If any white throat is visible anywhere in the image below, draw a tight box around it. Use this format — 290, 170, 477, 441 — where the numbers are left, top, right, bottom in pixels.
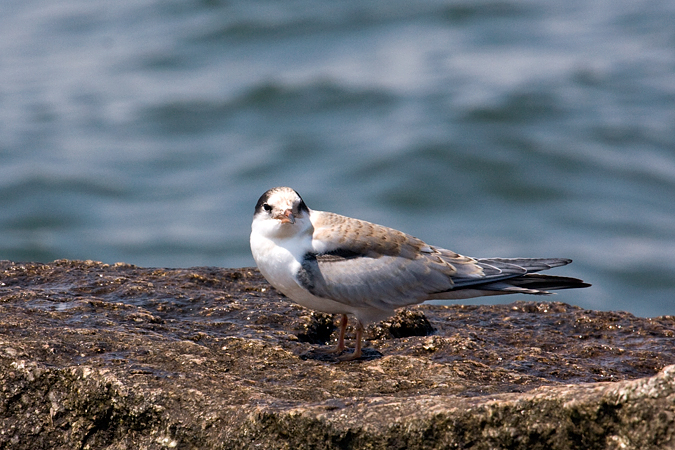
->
250, 213, 314, 290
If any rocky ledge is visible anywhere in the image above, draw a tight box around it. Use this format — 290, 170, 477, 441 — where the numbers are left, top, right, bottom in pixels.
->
1, 260, 674, 449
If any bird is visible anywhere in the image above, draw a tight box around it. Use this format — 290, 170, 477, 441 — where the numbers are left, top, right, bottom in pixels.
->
250, 186, 590, 361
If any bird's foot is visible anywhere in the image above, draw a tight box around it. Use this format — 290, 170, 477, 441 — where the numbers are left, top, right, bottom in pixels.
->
308, 345, 343, 355
337, 347, 383, 362
337, 349, 362, 361
300, 346, 381, 362
299, 345, 345, 361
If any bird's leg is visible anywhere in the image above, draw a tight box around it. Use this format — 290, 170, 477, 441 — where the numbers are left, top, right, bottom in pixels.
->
338, 320, 363, 361
308, 314, 348, 356
336, 314, 348, 354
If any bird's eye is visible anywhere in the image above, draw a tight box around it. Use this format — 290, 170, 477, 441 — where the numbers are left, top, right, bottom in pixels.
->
263, 203, 272, 212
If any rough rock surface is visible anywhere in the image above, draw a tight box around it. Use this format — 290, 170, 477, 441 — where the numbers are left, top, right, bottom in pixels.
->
1, 260, 674, 449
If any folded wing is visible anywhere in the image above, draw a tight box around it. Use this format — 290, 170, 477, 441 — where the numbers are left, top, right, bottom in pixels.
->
300, 212, 589, 311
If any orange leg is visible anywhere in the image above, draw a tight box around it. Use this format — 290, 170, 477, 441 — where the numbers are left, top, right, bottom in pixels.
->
338, 321, 363, 361
336, 314, 348, 353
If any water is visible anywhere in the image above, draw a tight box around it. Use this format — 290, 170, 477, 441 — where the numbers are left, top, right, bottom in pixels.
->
1, 0, 674, 317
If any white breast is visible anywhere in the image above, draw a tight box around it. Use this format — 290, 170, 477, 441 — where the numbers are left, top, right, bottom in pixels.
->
250, 230, 304, 296
250, 228, 356, 316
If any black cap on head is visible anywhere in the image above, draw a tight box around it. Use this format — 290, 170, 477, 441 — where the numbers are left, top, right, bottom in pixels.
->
254, 187, 309, 216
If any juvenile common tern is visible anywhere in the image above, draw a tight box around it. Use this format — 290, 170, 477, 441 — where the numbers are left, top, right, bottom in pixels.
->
250, 187, 590, 360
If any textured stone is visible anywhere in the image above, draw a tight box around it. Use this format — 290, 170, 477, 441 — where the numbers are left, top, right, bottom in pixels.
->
0, 260, 674, 449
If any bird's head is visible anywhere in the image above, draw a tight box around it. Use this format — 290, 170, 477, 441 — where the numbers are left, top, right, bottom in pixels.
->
252, 187, 311, 238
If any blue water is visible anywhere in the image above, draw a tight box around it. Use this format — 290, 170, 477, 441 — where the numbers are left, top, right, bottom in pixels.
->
1, 0, 674, 317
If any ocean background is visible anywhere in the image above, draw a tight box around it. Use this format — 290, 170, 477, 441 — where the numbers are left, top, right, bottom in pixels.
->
1, 0, 674, 317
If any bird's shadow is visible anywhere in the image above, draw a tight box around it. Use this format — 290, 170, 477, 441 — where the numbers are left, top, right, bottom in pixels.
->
299, 347, 382, 362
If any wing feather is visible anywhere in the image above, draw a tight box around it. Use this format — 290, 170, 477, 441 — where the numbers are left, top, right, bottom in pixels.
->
300, 211, 581, 309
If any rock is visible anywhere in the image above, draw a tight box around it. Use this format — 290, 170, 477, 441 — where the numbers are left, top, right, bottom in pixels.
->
0, 259, 674, 449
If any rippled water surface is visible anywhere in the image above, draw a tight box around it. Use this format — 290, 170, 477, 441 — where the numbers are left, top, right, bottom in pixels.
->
1, 0, 674, 316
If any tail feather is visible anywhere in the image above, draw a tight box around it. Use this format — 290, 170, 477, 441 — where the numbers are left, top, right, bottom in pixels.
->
481, 273, 591, 295
426, 256, 590, 299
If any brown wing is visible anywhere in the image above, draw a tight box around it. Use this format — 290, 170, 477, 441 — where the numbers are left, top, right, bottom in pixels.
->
302, 212, 483, 310
300, 211, 586, 310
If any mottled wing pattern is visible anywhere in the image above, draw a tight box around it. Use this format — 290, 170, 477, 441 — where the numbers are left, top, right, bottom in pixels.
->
301, 212, 483, 309
299, 211, 582, 309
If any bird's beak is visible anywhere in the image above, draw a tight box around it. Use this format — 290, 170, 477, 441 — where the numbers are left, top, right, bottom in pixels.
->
275, 209, 295, 224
